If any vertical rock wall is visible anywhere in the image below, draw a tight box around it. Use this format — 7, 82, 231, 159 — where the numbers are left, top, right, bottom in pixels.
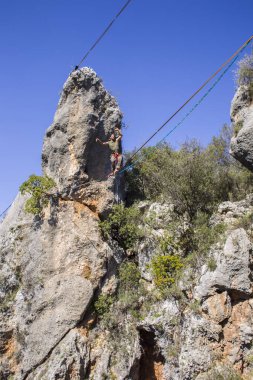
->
0, 68, 124, 380
230, 84, 253, 171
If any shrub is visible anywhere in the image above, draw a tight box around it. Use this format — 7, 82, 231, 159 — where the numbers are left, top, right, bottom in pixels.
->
245, 354, 253, 365
125, 125, 253, 219
119, 262, 141, 292
94, 293, 115, 316
234, 212, 253, 231
99, 204, 142, 250
249, 82, 253, 101
117, 262, 144, 317
0, 286, 19, 312
207, 257, 217, 272
236, 53, 253, 86
191, 212, 225, 256
150, 254, 183, 291
188, 299, 201, 314
20, 175, 55, 215
159, 233, 179, 255
95, 262, 144, 323
233, 121, 243, 136
203, 365, 243, 380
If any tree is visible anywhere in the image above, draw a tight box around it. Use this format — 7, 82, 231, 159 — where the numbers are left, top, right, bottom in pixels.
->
19, 175, 55, 215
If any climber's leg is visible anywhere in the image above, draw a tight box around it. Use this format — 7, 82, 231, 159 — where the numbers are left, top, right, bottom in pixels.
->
114, 154, 122, 174
109, 154, 116, 176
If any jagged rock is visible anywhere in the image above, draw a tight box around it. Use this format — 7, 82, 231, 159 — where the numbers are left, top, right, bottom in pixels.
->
179, 314, 221, 379
137, 202, 176, 281
42, 67, 123, 216
0, 68, 124, 379
2, 67, 253, 380
211, 194, 253, 226
202, 291, 232, 323
195, 228, 252, 300
230, 84, 253, 171
25, 329, 90, 380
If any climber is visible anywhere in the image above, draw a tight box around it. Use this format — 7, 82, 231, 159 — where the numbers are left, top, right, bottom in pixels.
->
96, 127, 123, 176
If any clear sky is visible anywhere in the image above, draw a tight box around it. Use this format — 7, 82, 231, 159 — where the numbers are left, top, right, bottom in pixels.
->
0, 0, 252, 211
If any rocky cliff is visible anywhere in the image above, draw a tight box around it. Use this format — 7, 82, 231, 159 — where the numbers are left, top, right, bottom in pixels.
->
0, 68, 125, 380
230, 82, 253, 170
1, 68, 253, 380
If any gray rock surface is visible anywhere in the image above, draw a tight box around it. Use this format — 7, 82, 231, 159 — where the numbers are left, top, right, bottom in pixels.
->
211, 194, 253, 226
0, 68, 124, 380
195, 228, 252, 299
230, 84, 253, 171
2, 69, 253, 380
42, 67, 123, 216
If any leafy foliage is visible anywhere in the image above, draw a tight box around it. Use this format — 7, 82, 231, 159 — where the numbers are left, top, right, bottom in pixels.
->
205, 366, 243, 380
235, 212, 253, 229
99, 204, 142, 250
207, 257, 217, 271
150, 254, 183, 290
236, 53, 253, 87
117, 261, 144, 317
159, 233, 179, 255
191, 213, 225, 256
94, 294, 115, 316
95, 261, 148, 326
20, 175, 55, 215
118, 261, 141, 292
233, 121, 244, 137
125, 125, 253, 220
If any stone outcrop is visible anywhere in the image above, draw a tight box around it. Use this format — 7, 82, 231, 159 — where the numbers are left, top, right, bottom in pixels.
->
230, 84, 253, 171
0, 68, 124, 380
42, 67, 123, 216
2, 69, 253, 380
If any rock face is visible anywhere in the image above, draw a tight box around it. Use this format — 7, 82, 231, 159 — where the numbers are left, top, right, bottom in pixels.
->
42, 68, 123, 216
230, 84, 253, 171
2, 69, 253, 380
0, 68, 124, 380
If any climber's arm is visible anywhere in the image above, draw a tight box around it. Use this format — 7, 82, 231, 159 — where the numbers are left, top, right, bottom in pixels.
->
96, 138, 109, 145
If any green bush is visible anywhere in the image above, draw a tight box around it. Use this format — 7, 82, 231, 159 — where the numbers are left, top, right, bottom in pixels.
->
207, 257, 217, 272
95, 262, 146, 327
188, 299, 201, 314
119, 262, 141, 292
159, 233, 179, 255
234, 212, 253, 231
204, 366, 243, 380
236, 53, 253, 87
20, 175, 55, 215
150, 254, 183, 291
99, 204, 142, 250
117, 262, 144, 317
191, 213, 225, 256
125, 125, 253, 220
94, 293, 115, 316
233, 121, 243, 137
249, 82, 253, 101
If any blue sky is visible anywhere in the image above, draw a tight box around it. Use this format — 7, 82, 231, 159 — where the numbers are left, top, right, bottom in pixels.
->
0, 0, 252, 211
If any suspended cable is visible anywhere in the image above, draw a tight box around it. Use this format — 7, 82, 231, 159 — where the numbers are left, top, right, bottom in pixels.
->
119, 53, 240, 174
75, 0, 133, 69
121, 35, 253, 172
0, 203, 12, 220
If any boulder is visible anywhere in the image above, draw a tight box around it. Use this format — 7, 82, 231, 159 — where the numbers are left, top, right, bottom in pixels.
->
230, 84, 253, 171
